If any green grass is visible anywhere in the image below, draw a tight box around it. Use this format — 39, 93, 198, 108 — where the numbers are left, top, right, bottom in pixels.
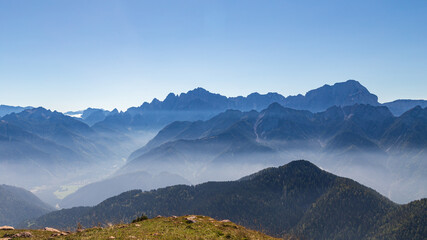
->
1, 215, 283, 240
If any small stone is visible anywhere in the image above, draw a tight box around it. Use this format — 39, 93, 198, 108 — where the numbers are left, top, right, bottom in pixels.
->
220, 219, 231, 223
185, 215, 197, 223
108, 236, 115, 239
155, 215, 162, 218
44, 227, 61, 233
134, 224, 141, 227
0, 226, 14, 230
11, 232, 33, 238
185, 219, 196, 223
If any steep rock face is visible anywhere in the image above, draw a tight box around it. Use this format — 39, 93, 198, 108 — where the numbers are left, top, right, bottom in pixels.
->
0, 184, 53, 226
284, 80, 379, 112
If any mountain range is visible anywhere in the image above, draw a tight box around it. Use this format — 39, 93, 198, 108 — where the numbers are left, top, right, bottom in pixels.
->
110, 103, 426, 203
1, 79, 426, 239
0, 105, 32, 117
1, 79, 425, 207
0, 107, 143, 205
23, 160, 426, 240
89, 80, 426, 132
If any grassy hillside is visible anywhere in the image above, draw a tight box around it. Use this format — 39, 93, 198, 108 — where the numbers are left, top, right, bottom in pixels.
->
4, 215, 284, 240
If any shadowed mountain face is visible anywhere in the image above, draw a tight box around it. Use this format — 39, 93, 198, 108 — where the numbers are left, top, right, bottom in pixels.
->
24, 160, 426, 240
94, 80, 382, 132
121, 104, 426, 203
0, 184, 53, 226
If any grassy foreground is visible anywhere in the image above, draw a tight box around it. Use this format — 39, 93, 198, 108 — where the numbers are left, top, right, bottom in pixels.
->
1, 215, 284, 240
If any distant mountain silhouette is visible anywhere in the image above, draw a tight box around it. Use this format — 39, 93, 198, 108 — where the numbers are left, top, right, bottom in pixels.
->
383, 99, 427, 116
94, 80, 382, 132
24, 160, 426, 240
65, 108, 118, 126
284, 80, 379, 112
0, 105, 32, 117
130, 80, 379, 113
0, 184, 53, 226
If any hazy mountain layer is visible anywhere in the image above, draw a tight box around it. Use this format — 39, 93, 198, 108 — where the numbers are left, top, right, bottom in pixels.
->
0, 105, 32, 117
24, 161, 426, 240
383, 99, 427, 116
0, 184, 53, 226
0, 107, 153, 206
121, 103, 426, 203
59, 171, 190, 208
1, 79, 425, 207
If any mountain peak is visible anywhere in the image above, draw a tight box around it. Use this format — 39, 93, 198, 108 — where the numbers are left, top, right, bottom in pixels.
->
299, 80, 379, 112
284, 159, 317, 168
265, 102, 286, 111
344, 79, 361, 85
185, 87, 211, 96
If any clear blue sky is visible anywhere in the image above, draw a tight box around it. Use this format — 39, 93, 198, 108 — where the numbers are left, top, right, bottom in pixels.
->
1, 0, 426, 112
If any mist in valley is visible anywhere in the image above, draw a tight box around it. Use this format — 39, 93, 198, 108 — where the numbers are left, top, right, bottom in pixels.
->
2, 105, 426, 210
0, 129, 157, 207
115, 148, 426, 205
1, 82, 426, 213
